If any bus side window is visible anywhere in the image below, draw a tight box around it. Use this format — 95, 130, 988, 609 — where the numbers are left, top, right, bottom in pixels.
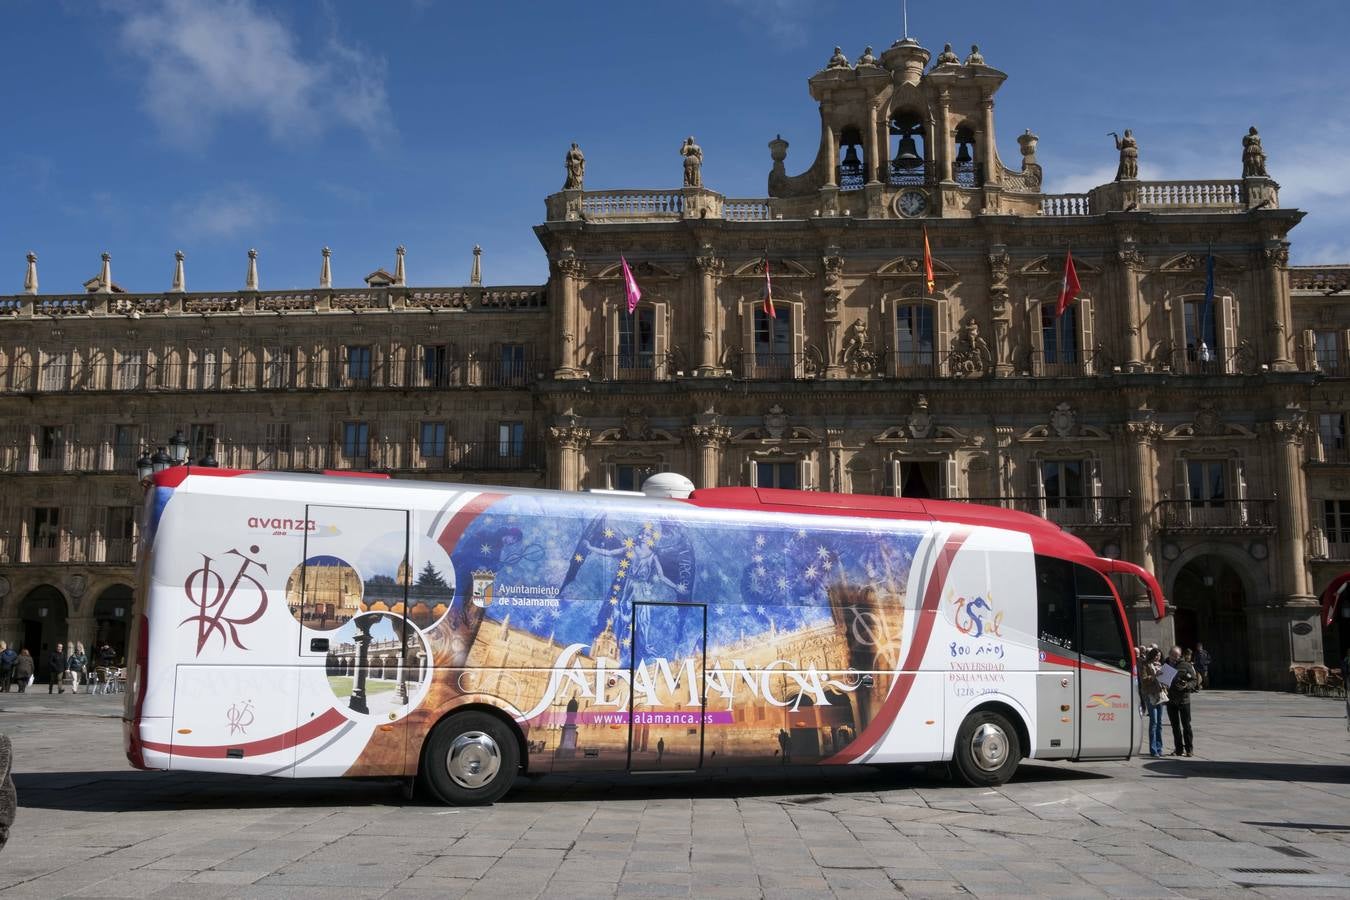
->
1034, 555, 1076, 651
1075, 565, 1129, 670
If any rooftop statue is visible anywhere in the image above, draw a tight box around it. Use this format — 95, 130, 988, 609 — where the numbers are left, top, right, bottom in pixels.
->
564, 142, 586, 190
681, 136, 703, 189
827, 46, 850, 69
935, 43, 961, 66
964, 44, 985, 65
1111, 129, 1138, 181
857, 46, 876, 67
1242, 126, 1269, 178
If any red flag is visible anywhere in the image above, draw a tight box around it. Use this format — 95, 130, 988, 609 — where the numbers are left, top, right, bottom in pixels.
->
1056, 249, 1081, 317
619, 255, 642, 314
762, 252, 775, 318
922, 227, 935, 293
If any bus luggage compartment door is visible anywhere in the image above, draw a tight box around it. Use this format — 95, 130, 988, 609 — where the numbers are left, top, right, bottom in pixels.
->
628, 602, 707, 772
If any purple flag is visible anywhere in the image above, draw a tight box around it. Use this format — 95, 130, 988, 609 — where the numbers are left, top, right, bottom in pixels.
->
620, 255, 642, 314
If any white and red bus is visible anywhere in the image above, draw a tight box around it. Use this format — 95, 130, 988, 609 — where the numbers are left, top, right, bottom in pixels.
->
124, 468, 1165, 803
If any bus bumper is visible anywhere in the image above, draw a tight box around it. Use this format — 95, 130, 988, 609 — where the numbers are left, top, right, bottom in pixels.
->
124, 716, 170, 771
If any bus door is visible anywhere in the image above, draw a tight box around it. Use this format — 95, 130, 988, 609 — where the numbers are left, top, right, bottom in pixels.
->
1075, 565, 1135, 758
628, 601, 707, 772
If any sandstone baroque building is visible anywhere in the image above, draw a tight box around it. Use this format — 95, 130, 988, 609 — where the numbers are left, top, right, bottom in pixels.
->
1, 37, 1347, 690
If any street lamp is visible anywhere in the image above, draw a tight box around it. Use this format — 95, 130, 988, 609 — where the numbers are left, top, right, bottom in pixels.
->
168, 429, 189, 465
150, 447, 171, 475
135, 449, 153, 483
198, 437, 219, 468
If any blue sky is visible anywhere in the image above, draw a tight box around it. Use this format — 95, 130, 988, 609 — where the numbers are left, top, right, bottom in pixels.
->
3, 0, 1349, 294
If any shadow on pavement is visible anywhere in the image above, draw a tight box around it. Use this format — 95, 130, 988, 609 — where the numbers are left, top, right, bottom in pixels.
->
1142, 759, 1350, 784
13, 759, 1108, 811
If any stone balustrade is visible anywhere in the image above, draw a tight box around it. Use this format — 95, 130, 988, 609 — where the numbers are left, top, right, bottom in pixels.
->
1041, 193, 1093, 216
1133, 179, 1245, 210
580, 190, 685, 219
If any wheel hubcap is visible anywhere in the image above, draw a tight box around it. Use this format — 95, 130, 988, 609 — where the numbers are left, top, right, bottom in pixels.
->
446, 731, 501, 789
970, 722, 1008, 772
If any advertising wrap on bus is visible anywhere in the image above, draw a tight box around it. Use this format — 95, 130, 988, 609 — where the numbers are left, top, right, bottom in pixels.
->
125, 470, 1149, 803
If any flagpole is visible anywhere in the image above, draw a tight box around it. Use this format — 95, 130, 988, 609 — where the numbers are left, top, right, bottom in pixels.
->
902, 0, 909, 39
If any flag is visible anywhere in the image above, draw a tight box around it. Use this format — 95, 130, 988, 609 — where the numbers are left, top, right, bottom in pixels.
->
620, 255, 642, 314
1056, 249, 1081, 317
762, 250, 775, 318
1198, 251, 1215, 363
922, 227, 935, 293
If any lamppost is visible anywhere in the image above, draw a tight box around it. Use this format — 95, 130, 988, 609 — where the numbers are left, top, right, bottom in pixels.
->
135, 431, 218, 485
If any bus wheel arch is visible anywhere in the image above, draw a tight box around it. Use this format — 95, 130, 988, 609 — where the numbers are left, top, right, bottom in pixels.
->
952, 702, 1027, 787
418, 704, 527, 805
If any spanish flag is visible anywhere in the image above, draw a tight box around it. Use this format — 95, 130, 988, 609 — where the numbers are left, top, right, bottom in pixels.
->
922, 227, 935, 293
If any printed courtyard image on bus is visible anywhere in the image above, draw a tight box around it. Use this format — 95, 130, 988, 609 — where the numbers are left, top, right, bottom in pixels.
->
122, 467, 1164, 804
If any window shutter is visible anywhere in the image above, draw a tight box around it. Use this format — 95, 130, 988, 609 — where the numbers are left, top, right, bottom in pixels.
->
744, 455, 757, 487
800, 456, 814, 491
1220, 295, 1239, 373
1341, 329, 1350, 373
887, 459, 901, 497
606, 300, 619, 380
653, 302, 668, 378
1302, 329, 1318, 370
791, 300, 806, 378
604, 462, 617, 490
1173, 456, 1190, 525
1227, 456, 1247, 526
943, 455, 960, 499
1030, 457, 1046, 516
1168, 295, 1187, 372
934, 296, 951, 375
1078, 297, 1095, 374
740, 299, 756, 376
1029, 302, 1046, 376
1088, 457, 1103, 523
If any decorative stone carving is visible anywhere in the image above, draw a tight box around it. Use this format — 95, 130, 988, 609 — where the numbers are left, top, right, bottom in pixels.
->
1242, 126, 1268, 178
841, 317, 879, 376
964, 44, 985, 65
1264, 245, 1290, 266
689, 423, 731, 446
907, 395, 934, 439
563, 142, 585, 190
857, 46, 876, 67
1016, 130, 1042, 189
1193, 402, 1223, 436
1111, 129, 1138, 181
548, 423, 591, 450
680, 136, 703, 189
621, 409, 653, 442
694, 254, 723, 275
764, 404, 788, 439
949, 316, 993, 377
826, 46, 850, 69
934, 42, 960, 66
1050, 402, 1077, 438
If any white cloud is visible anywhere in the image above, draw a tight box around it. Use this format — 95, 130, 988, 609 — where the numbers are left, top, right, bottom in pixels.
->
173, 184, 275, 238
112, 0, 391, 148
724, 0, 820, 47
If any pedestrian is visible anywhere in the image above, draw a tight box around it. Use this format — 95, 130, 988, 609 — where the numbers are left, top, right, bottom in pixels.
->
98, 643, 116, 668
0, 732, 14, 853
1164, 645, 1198, 757
1194, 643, 1212, 690
47, 643, 65, 695
656, 736, 665, 765
1138, 647, 1167, 757
0, 642, 14, 693
15, 650, 34, 692
777, 728, 792, 764
68, 643, 88, 695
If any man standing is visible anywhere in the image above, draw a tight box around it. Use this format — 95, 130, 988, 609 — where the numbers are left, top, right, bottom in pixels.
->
47, 643, 65, 695
1194, 643, 1212, 690
0, 642, 14, 693
656, 736, 665, 766
1165, 646, 1198, 756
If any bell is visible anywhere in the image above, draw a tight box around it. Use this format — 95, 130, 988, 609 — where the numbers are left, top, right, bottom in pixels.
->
842, 143, 861, 166
893, 134, 922, 169
955, 140, 972, 165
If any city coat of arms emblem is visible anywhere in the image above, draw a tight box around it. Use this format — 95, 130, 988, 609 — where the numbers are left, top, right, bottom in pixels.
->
470, 569, 496, 608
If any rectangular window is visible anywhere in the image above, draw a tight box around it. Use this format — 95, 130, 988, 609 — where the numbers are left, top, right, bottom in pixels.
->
1316, 331, 1341, 373
614, 463, 658, 492
1042, 459, 1086, 509
346, 345, 372, 384
116, 350, 144, 390
1040, 304, 1078, 366
105, 506, 137, 564
1184, 300, 1219, 366
196, 349, 219, 390
497, 422, 525, 459
113, 424, 138, 468
39, 426, 63, 460
1324, 500, 1350, 548
420, 421, 447, 458
39, 351, 69, 391
500, 344, 526, 385
755, 461, 798, 490
31, 507, 60, 549
619, 309, 656, 369
189, 423, 215, 462
1187, 459, 1226, 507
343, 422, 369, 459
263, 422, 290, 469
263, 346, 294, 389
422, 344, 449, 387
896, 304, 935, 372
1035, 555, 1076, 651
1320, 413, 1347, 452
754, 306, 792, 376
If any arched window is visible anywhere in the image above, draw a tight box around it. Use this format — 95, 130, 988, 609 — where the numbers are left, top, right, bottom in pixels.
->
953, 125, 980, 186
754, 304, 792, 378
837, 126, 866, 192
895, 303, 935, 375
889, 111, 927, 185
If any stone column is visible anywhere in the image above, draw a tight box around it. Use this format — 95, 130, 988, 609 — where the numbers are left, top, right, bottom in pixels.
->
547, 423, 590, 491
1264, 243, 1295, 371
936, 90, 953, 183
694, 254, 723, 377
1272, 417, 1313, 602
864, 104, 880, 184
822, 119, 837, 187
1117, 244, 1145, 371
67, 616, 97, 656
688, 424, 731, 490
1124, 419, 1163, 646
552, 257, 585, 379
822, 254, 845, 377
979, 95, 996, 183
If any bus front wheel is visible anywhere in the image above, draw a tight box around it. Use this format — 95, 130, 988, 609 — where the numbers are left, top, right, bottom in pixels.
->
952, 710, 1021, 787
422, 711, 519, 805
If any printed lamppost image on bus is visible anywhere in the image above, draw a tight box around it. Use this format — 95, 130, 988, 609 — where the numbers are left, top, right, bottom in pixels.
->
123, 467, 1165, 805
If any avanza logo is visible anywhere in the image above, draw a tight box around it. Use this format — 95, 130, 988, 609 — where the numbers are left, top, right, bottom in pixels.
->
247, 515, 316, 535
181, 545, 269, 655
1086, 693, 1126, 709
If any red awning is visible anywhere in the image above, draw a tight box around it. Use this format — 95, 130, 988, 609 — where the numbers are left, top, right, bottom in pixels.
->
1319, 573, 1350, 628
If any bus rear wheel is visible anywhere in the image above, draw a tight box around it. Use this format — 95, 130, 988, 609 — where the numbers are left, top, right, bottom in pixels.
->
421, 711, 519, 805
952, 710, 1021, 787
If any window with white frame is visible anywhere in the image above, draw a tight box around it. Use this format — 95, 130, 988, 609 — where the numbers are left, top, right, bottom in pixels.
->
755, 460, 798, 490
613, 463, 659, 492
1315, 331, 1341, 373
420, 421, 447, 459
753, 305, 792, 375
1039, 304, 1079, 366
895, 303, 936, 374
1187, 459, 1226, 507
618, 308, 657, 370
1042, 459, 1087, 509
1323, 500, 1350, 552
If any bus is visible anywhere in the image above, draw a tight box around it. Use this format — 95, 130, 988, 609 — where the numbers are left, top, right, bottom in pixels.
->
124, 467, 1165, 804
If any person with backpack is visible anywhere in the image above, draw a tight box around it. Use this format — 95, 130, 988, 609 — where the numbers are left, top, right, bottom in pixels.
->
14, 650, 34, 692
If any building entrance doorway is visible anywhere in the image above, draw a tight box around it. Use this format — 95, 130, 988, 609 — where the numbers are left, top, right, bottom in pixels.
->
19, 585, 68, 679
93, 584, 133, 665
1171, 555, 1249, 688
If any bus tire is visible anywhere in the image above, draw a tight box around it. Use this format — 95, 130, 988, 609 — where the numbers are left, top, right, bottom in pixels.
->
421, 711, 519, 806
952, 710, 1021, 787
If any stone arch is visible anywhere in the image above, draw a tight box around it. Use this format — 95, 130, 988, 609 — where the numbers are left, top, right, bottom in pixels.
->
1163, 540, 1268, 606
18, 584, 69, 677
1162, 541, 1267, 688
92, 583, 134, 664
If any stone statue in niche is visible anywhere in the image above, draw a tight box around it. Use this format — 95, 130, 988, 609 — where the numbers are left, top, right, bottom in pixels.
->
842, 317, 880, 376
949, 316, 993, 377
563, 143, 586, 190
1111, 129, 1138, 181
907, 395, 934, 439
1242, 126, 1268, 178
680, 136, 703, 188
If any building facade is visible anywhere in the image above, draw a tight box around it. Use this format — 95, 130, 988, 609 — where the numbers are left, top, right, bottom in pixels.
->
1, 37, 1346, 688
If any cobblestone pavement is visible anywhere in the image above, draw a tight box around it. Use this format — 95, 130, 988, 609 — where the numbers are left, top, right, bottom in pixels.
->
0, 690, 1347, 899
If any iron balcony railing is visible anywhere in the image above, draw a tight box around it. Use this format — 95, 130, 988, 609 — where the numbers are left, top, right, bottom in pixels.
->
736, 352, 814, 380
1026, 349, 1115, 377
888, 160, 934, 187
1165, 346, 1257, 376
1155, 499, 1276, 532
10, 534, 139, 566
588, 353, 674, 382
962, 496, 1132, 527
